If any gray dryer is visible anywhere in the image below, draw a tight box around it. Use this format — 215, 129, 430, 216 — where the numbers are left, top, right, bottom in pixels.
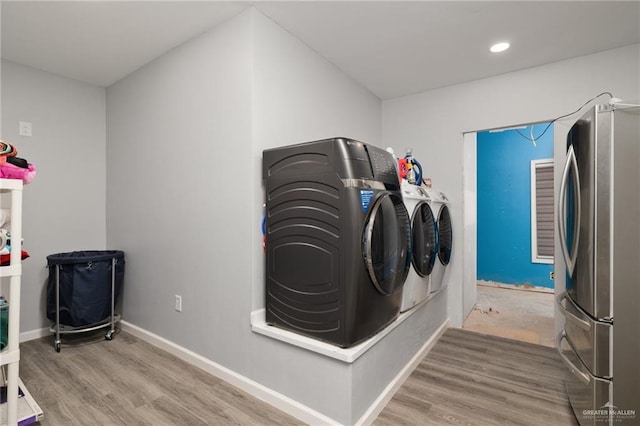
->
263, 137, 411, 347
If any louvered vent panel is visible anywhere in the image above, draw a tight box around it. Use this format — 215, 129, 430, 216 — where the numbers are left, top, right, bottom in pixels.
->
536, 166, 554, 257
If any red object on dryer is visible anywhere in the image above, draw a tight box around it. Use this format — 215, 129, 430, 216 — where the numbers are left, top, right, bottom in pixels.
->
397, 158, 409, 179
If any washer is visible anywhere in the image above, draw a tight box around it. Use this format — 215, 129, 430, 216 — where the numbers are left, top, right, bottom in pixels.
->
425, 187, 452, 295
262, 137, 411, 348
399, 181, 438, 312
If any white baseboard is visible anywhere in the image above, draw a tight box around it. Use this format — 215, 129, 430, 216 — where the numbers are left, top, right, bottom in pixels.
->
20, 327, 50, 343
355, 318, 450, 426
120, 321, 340, 426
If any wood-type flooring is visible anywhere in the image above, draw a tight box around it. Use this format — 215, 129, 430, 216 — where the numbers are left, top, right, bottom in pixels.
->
17, 328, 577, 425
18, 330, 301, 425
375, 328, 578, 426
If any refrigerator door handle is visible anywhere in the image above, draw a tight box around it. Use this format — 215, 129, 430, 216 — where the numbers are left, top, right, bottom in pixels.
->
556, 291, 591, 331
556, 331, 591, 386
557, 144, 581, 277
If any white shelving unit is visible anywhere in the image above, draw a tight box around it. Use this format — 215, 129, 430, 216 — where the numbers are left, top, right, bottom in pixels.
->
0, 178, 42, 426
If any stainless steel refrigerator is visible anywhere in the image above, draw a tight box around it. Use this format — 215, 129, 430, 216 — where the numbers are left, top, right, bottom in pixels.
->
556, 104, 640, 425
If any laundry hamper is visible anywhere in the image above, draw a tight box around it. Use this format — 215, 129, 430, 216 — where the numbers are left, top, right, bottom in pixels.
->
46, 250, 125, 352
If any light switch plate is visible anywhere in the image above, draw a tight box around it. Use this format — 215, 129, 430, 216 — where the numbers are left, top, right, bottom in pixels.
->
19, 121, 32, 137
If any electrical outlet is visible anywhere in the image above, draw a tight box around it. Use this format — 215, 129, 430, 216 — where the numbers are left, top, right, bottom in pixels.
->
19, 121, 32, 137
175, 295, 182, 312
550, 271, 555, 280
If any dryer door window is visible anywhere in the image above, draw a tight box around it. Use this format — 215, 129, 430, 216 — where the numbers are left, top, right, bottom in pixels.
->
438, 205, 452, 265
363, 193, 412, 295
412, 202, 438, 276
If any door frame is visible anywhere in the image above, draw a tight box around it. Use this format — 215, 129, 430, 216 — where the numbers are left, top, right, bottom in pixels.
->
462, 131, 477, 320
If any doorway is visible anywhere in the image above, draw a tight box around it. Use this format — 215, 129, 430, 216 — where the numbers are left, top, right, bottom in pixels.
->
463, 123, 555, 347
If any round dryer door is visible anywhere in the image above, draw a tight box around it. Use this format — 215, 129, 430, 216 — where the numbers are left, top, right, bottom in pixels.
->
363, 193, 412, 295
412, 202, 438, 276
438, 205, 452, 265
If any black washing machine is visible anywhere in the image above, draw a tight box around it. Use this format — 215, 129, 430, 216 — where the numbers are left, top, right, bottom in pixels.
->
263, 137, 411, 347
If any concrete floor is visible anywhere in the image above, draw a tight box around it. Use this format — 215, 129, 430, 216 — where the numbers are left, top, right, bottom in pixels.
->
463, 284, 555, 347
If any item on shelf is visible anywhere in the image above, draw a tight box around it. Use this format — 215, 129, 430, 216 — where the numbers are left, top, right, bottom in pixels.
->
1, 297, 7, 351
0, 250, 30, 266
0, 139, 37, 184
0, 384, 24, 404
6, 157, 28, 169
0, 140, 18, 165
0, 378, 43, 425
1, 231, 25, 256
0, 161, 37, 184
0, 209, 9, 228
0, 230, 6, 252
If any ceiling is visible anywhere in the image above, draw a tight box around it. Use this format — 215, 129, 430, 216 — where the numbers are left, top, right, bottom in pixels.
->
2, 1, 639, 100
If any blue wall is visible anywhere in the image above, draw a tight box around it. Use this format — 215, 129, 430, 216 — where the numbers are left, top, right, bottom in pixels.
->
477, 124, 554, 288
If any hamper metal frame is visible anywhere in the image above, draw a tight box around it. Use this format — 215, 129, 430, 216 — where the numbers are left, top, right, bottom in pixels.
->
49, 257, 121, 352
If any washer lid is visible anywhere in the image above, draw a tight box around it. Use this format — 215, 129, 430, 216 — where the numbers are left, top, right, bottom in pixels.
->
423, 186, 447, 203
401, 181, 431, 200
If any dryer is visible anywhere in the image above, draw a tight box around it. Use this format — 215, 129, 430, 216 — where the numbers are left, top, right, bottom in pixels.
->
263, 138, 411, 348
399, 181, 438, 312
425, 187, 452, 295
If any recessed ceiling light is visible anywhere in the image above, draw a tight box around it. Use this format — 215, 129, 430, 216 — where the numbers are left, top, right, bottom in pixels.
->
490, 42, 510, 53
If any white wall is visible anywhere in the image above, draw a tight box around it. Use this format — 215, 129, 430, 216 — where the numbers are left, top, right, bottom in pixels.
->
248, 9, 381, 423
105, 8, 411, 424
14, 8, 633, 424
382, 44, 640, 327
1, 60, 107, 332
106, 8, 254, 370
249, 10, 450, 424
250, 8, 382, 311
105, 7, 449, 424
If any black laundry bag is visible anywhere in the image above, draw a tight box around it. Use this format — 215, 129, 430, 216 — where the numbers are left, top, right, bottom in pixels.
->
46, 250, 125, 327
